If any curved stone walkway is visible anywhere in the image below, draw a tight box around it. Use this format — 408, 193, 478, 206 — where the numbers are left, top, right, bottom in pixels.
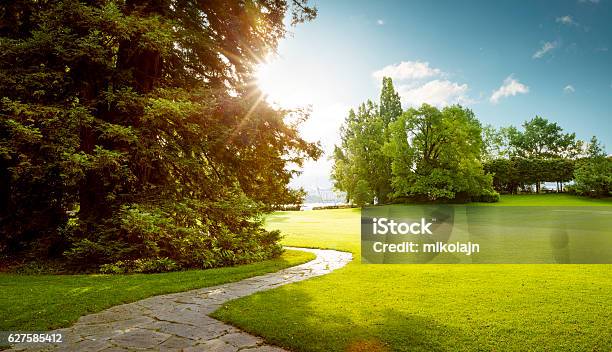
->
9, 247, 352, 352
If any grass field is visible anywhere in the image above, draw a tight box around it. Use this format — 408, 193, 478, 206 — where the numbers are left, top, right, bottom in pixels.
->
361, 202, 612, 264
212, 194, 612, 351
0, 250, 314, 331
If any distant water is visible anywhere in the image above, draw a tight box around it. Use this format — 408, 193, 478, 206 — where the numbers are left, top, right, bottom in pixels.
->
301, 202, 348, 210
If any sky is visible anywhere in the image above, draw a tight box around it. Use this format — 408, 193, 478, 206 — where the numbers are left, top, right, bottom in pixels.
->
254, 0, 612, 190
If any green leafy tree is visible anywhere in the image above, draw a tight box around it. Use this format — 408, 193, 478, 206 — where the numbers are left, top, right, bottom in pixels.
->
332, 77, 402, 205
507, 116, 578, 158
385, 104, 495, 201
0, 0, 320, 270
332, 102, 383, 206
506, 116, 579, 192
482, 125, 511, 161
379, 77, 402, 127
483, 158, 518, 193
376, 77, 402, 201
573, 136, 611, 197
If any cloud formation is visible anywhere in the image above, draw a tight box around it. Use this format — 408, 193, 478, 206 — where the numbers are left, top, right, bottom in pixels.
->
373, 61, 471, 108
578, 0, 599, 3
490, 75, 529, 104
556, 15, 577, 26
372, 61, 442, 81
376, 19, 385, 25
398, 80, 470, 107
533, 41, 558, 59
564, 85, 575, 93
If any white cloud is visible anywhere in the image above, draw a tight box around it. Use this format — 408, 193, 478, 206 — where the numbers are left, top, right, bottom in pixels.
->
376, 19, 385, 25
372, 61, 442, 81
490, 75, 529, 104
373, 61, 472, 108
398, 80, 470, 108
564, 85, 576, 93
556, 15, 577, 26
533, 41, 558, 59
579, 0, 599, 3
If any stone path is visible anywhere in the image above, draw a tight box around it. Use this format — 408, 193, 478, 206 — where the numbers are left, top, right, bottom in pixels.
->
9, 247, 352, 352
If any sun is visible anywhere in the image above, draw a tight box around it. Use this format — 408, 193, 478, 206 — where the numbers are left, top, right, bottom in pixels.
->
254, 59, 305, 109
254, 62, 286, 107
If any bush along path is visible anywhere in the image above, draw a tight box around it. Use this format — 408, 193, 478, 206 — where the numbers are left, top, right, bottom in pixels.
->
8, 247, 352, 352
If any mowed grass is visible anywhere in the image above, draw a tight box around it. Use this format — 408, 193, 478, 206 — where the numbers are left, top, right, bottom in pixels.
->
0, 250, 315, 331
475, 193, 612, 206
212, 195, 612, 351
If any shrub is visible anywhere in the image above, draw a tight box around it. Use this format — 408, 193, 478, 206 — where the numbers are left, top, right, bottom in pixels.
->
573, 159, 612, 197
564, 184, 577, 195
100, 257, 179, 274
472, 190, 500, 203
64, 201, 284, 272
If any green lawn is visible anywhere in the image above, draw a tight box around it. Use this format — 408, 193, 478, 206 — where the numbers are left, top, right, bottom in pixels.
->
0, 250, 314, 331
212, 194, 612, 351
474, 193, 612, 206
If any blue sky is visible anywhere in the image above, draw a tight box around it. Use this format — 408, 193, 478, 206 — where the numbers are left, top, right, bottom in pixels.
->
255, 0, 612, 189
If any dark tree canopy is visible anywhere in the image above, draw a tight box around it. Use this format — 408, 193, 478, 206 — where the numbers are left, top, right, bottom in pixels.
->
0, 0, 320, 271
484, 158, 575, 194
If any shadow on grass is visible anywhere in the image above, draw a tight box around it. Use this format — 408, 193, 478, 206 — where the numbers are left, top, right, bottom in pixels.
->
214, 288, 468, 352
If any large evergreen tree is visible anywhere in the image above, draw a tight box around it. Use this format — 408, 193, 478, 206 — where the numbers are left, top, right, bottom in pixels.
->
379, 77, 402, 127
377, 77, 402, 201
331, 77, 401, 205
0, 1, 320, 270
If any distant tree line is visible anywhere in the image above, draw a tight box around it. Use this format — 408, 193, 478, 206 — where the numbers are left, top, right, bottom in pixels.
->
333, 78, 611, 206
484, 158, 574, 194
482, 118, 610, 197
572, 138, 612, 197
